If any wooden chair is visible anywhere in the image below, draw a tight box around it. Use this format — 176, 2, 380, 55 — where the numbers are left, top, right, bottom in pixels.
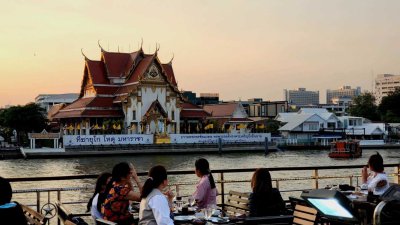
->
244, 215, 294, 225
96, 218, 118, 225
55, 200, 73, 224
292, 204, 318, 225
223, 190, 250, 216
21, 204, 48, 225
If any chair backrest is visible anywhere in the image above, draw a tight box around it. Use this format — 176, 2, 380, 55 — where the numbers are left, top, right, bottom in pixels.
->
21, 204, 48, 225
223, 190, 250, 215
292, 204, 318, 225
55, 200, 73, 223
96, 218, 118, 225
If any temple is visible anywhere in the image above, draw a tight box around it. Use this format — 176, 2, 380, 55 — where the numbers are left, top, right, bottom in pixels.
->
54, 42, 185, 135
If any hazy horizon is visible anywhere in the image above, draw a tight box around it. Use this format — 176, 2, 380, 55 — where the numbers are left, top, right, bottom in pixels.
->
1, 0, 400, 107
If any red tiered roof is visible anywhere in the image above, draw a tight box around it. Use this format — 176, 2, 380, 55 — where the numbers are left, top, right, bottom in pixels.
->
181, 102, 210, 118
54, 47, 180, 119
102, 51, 139, 78
86, 60, 109, 84
162, 63, 177, 86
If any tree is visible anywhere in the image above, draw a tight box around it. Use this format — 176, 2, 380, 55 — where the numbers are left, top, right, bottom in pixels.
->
379, 88, 400, 122
0, 103, 47, 145
348, 92, 380, 121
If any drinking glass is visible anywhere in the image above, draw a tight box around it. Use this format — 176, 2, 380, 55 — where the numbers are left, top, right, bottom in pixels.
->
205, 207, 213, 220
188, 196, 195, 207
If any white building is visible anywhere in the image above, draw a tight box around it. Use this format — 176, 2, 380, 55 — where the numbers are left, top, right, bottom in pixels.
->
284, 88, 319, 106
275, 108, 386, 144
326, 86, 361, 104
35, 94, 79, 112
374, 74, 400, 104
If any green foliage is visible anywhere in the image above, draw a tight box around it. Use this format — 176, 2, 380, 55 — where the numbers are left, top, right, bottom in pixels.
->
0, 103, 47, 145
348, 92, 380, 121
265, 119, 280, 134
378, 88, 400, 122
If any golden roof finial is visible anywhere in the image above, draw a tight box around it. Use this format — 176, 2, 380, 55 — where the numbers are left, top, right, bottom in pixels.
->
81, 48, 89, 60
98, 40, 105, 52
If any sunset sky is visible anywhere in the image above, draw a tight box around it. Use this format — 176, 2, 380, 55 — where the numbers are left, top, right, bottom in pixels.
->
1, 0, 400, 107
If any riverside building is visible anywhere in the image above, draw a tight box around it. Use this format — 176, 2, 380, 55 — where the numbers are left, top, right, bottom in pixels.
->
53, 43, 186, 135
284, 88, 319, 106
374, 74, 400, 104
326, 86, 361, 104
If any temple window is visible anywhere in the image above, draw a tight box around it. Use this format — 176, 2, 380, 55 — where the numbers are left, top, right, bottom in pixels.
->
171, 110, 175, 120
132, 110, 136, 121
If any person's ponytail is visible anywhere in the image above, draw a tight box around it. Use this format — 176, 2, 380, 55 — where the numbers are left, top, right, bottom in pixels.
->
141, 178, 155, 199
140, 165, 168, 199
208, 172, 216, 189
195, 158, 216, 189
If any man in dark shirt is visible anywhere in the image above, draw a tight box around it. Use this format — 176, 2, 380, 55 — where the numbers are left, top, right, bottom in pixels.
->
0, 176, 27, 225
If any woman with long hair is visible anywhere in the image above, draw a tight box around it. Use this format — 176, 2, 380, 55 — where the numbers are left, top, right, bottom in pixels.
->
87, 172, 112, 222
101, 162, 143, 225
192, 158, 217, 209
361, 152, 390, 195
138, 165, 174, 225
249, 168, 285, 216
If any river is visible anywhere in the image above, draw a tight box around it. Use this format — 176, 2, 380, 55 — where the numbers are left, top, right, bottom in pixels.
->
1, 148, 399, 220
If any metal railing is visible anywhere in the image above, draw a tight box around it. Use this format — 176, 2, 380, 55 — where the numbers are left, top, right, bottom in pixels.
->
8, 164, 400, 224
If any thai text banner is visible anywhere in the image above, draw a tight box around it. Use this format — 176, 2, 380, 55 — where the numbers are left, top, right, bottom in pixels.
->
63, 134, 154, 146
170, 133, 271, 144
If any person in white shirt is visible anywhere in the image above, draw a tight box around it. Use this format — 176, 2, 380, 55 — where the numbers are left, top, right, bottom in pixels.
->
139, 165, 174, 225
361, 152, 390, 195
86, 172, 112, 222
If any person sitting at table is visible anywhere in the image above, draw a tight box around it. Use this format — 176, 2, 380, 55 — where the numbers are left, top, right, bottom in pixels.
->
101, 162, 143, 225
248, 168, 285, 217
87, 172, 112, 222
0, 176, 27, 225
192, 158, 217, 209
361, 152, 390, 195
139, 165, 174, 225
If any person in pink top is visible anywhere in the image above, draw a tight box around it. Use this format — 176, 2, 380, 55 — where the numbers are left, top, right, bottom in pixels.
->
192, 158, 217, 209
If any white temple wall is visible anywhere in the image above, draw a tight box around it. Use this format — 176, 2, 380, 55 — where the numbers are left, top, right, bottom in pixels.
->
141, 86, 167, 115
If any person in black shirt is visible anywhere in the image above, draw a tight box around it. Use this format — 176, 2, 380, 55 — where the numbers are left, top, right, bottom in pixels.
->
248, 168, 285, 217
0, 176, 27, 225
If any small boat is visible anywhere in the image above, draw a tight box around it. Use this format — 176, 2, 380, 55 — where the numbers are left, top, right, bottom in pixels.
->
329, 140, 362, 159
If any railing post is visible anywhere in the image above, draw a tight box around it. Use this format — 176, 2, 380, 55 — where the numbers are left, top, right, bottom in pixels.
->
57, 190, 61, 225
313, 169, 319, 189
219, 172, 225, 207
395, 164, 400, 184
36, 191, 40, 212
349, 175, 353, 187
275, 180, 280, 189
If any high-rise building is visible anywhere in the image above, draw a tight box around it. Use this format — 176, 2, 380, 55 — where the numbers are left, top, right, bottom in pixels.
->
326, 86, 361, 104
374, 74, 400, 104
284, 88, 319, 106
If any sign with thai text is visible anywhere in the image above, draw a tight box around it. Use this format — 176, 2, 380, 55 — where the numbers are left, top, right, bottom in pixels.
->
63, 134, 154, 146
170, 133, 271, 144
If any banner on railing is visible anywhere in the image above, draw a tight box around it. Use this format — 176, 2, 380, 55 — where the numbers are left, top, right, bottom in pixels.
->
63, 134, 154, 146
170, 133, 271, 144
